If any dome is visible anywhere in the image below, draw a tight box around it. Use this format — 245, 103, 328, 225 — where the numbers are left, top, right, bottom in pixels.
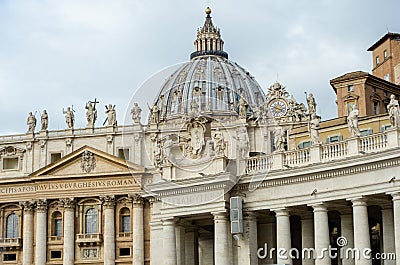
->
150, 8, 266, 122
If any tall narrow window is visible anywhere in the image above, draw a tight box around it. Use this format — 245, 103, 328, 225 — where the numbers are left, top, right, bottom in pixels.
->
85, 208, 98, 234
6, 213, 18, 238
373, 101, 379, 115
384, 50, 387, 60
120, 208, 131, 233
376, 56, 380, 66
53, 211, 63, 236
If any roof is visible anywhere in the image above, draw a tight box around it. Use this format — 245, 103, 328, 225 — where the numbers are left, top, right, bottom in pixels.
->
367, 32, 400, 51
330, 71, 369, 83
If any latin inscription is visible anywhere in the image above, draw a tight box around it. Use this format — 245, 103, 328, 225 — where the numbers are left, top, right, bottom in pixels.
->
0, 179, 134, 194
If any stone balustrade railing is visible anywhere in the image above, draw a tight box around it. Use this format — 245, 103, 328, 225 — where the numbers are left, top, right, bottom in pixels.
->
246, 128, 400, 173
0, 237, 22, 247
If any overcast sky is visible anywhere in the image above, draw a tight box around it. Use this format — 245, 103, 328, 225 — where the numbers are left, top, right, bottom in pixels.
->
0, 0, 399, 135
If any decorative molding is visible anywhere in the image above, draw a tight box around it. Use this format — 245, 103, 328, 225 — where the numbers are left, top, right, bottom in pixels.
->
19, 201, 35, 213
61, 198, 75, 210
0, 146, 26, 157
129, 193, 144, 205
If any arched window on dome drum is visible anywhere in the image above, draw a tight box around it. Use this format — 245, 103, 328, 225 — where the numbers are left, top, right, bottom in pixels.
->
52, 211, 62, 237
85, 208, 98, 234
120, 207, 131, 233
6, 213, 18, 238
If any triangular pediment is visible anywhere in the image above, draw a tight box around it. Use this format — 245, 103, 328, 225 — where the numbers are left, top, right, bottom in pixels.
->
30, 145, 145, 178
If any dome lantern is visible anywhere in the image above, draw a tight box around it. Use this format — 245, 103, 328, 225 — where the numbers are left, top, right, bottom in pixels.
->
190, 7, 228, 60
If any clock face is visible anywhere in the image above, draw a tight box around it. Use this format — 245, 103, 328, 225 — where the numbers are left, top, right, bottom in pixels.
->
269, 99, 287, 117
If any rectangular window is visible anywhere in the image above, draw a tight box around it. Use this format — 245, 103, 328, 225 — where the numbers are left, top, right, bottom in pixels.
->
298, 141, 311, 149
376, 55, 380, 66
326, 135, 342, 143
384, 49, 387, 60
3, 157, 19, 170
381, 125, 391, 132
360, 129, 373, 136
384, 73, 390, 81
372, 87, 376, 93
122, 216, 131, 233
373, 101, 379, 115
50, 153, 62, 163
119, 248, 131, 257
50, 251, 62, 259
348, 85, 354, 92
3, 254, 17, 261
118, 148, 130, 160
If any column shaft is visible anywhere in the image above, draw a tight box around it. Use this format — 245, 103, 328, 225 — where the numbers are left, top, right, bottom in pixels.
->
35, 200, 47, 265
132, 202, 144, 265
21, 203, 34, 265
237, 212, 258, 265
392, 193, 400, 265
313, 204, 330, 265
103, 197, 116, 265
62, 198, 75, 265
301, 216, 314, 265
341, 213, 355, 265
185, 229, 199, 265
214, 212, 230, 265
352, 198, 372, 265
275, 209, 292, 265
382, 207, 395, 265
163, 219, 177, 265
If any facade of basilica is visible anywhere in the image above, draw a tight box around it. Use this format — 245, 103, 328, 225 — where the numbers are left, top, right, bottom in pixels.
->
1, 7, 400, 265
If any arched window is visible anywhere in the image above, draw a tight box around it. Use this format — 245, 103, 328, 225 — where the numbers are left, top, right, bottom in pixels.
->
85, 208, 98, 234
6, 213, 18, 238
120, 208, 131, 233
52, 211, 62, 237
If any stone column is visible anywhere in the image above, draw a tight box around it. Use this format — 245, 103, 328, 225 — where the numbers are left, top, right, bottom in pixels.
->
275, 208, 292, 265
35, 199, 48, 265
102, 195, 116, 265
391, 193, 400, 265
163, 218, 178, 265
185, 225, 199, 265
61, 198, 75, 265
176, 221, 186, 265
132, 194, 144, 265
381, 205, 395, 265
213, 212, 231, 265
340, 211, 355, 265
237, 212, 258, 265
301, 213, 314, 265
20, 201, 35, 265
312, 204, 330, 265
351, 198, 372, 265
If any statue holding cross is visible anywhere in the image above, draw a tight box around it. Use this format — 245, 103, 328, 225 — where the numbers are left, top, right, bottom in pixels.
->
85, 98, 99, 128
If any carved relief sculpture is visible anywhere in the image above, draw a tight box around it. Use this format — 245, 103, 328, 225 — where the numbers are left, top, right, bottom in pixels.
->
213, 129, 226, 157
348, 104, 361, 137
387, 94, 400, 128
81, 150, 96, 173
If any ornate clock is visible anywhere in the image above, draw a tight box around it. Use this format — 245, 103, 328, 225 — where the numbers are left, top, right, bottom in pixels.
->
269, 99, 288, 117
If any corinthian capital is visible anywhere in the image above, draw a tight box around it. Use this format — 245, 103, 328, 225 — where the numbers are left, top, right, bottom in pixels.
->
19, 201, 35, 213
36, 199, 48, 212
100, 195, 115, 208
61, 198, 75, 209
129, 193, 144, 205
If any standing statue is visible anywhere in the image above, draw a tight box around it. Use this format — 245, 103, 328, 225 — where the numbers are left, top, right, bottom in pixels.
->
213, 129, 226, 157
190, 99, 200, 117
40, 110, 48, 131
273, 126, 286, 152
387, 94, 400, 128
238, 95, 248, 119
85, 99, 99, 128
63, 107, 75, 129
309, 114, 321, 144
235, 128, 250, 159
130, 103, 142, 124
27, 112, 37, 133
188, 122, 205, 156
105, 104, 117, 127
153, 142, 163, 168
347, 104, 361, 137
307, 93, 317, 115
149, 104, 160, 124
